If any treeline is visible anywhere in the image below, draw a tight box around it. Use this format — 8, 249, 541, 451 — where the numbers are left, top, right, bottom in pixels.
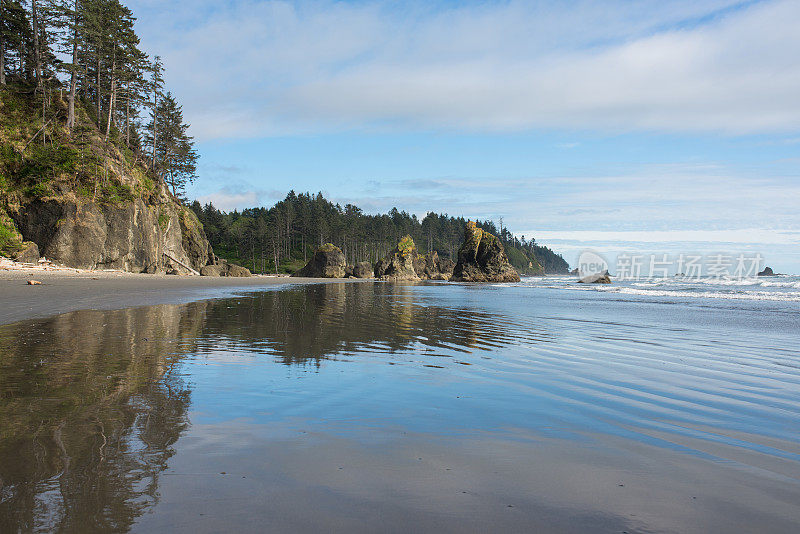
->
190, 192, 570, 275
0, 0, 196, 197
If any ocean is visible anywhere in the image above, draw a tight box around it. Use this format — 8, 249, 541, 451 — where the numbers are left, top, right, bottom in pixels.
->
1, 278, 799, 532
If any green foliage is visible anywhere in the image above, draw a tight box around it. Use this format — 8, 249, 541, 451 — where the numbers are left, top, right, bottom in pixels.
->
397, 235, 416, 257
158, 211, 170, 231
18, 145, 79, 183
191, 192, 570, 275
0, 209, 23, 257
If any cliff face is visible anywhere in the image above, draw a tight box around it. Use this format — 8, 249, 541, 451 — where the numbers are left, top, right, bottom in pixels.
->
8, 195, 211, 272
0, 87, 214, 273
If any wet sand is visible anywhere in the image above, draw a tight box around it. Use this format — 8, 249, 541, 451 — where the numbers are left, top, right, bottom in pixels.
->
2, 281, 799, 532
0, 269, 333, 325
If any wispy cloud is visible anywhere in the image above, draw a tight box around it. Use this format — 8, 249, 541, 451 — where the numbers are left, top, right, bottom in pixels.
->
129, 0, 800, 140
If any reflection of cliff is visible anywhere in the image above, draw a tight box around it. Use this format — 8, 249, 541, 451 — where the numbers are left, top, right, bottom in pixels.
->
0, 303, 205, 532
201, 283, 518, 365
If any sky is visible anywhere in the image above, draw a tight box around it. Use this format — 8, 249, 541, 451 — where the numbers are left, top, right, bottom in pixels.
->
126, 0, 800, 273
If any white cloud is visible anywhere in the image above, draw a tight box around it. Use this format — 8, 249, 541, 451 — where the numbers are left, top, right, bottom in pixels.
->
128, 0, 800, 140
196, 189, 261, 212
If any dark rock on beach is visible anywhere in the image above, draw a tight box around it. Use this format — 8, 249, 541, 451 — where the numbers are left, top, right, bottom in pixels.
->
758, 266, 775, 276
451, 221, 520, 283
352, 261, 374, 279
292, 243, 347, 278
12, 242, 40, 264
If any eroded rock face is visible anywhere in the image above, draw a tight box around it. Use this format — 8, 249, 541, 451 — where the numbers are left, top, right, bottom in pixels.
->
292, 243, 346, 278
375, 236, 420, 281
414, 250, 454, 281
451, 222, 520, 283
10, 198, 211, 273
352, 261, 374, 279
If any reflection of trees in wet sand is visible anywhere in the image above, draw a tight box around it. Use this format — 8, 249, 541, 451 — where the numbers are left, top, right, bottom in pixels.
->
0, 303, 205, 532
202, 282, 527, 365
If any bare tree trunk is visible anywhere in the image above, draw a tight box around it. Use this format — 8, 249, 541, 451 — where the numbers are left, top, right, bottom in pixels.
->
96, 56, 101, 126
32, 0, 42, 89
66, 3, 78, 130
125, 85, 130, 145
0, 14, 6, 86
104, 58, 116, 140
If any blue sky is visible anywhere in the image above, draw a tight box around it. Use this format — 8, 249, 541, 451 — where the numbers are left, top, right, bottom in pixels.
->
127, 0, 800, 273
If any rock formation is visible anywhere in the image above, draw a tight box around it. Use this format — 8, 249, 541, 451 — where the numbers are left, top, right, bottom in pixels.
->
451, 222, 520, 283
578, 271, 612, 284
414, 250, 454, 280
200, 260, 251, 277
292, 243, 347, 278
374, 236, 421, 281
758, 266, 775, 277
352, 261, 374, 279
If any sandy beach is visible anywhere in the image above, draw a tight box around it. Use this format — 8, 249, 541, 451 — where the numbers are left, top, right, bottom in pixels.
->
0, 267, 332, 325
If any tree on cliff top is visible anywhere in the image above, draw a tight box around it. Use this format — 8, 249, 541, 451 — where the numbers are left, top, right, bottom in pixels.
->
147, 91, 197, 199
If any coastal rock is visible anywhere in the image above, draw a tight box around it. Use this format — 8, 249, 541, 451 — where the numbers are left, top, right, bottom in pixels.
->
199, 260, 251, 277
292, 243, 346, 278
758, 266, 775, 277
12, 242, 40, 264
375, 236, 421, 281
226, 263, 252, 277
9, 198, 212, 274
578, 271, 612, 284
352, 261, 374, 279
451, 222, 520, 283
413, 250, 454, 280
200, 264, 224, 277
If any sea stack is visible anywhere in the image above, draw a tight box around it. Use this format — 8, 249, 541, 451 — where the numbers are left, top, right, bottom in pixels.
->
374, 236, 421, 280
292, 243, 347, 278
451, 221, 520, 283
758, 266, 775, 277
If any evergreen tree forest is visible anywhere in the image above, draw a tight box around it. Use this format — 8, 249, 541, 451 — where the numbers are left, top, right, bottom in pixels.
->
190, 192, 570, 276
0, 0, 196, 198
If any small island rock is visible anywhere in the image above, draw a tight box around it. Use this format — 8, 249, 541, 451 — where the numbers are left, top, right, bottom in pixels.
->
758, 266, 775, 277
451, 221, 520, 283
292, 243, 346, 278
578, 271, 611, 284
374, 236, 421, 281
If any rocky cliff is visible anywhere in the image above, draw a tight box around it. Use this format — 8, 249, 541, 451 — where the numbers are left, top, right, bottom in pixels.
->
0, 88, 218, 274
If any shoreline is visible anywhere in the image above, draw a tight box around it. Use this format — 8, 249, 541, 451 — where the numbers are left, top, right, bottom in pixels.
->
0, 268, 340, 326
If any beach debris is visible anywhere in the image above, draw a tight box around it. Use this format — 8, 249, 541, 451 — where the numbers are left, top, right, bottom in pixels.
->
27, 280, 42, 285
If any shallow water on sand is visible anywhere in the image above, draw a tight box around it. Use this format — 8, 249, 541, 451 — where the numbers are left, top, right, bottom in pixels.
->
1, 281, 799, 533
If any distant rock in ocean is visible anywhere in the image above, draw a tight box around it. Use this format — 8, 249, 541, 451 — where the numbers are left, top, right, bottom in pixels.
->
292, 244, 347, 278
451, 221, 520, 283
578, 271, 612, 284
758, 266, 775, 277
